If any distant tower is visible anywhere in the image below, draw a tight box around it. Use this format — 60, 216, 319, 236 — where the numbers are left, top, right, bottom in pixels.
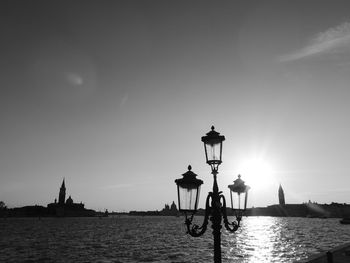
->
58, 179, 66, 205
278, 184, 285, 205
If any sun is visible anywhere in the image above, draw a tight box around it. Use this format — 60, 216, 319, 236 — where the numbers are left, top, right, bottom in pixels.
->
237, 157, 275, 190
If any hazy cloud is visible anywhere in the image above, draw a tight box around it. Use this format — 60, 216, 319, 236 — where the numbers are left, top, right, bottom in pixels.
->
280, 21, 350, 62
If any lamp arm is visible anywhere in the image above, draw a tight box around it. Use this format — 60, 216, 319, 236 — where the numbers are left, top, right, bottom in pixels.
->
185, 193, 212, 237
220, 194, 241, 233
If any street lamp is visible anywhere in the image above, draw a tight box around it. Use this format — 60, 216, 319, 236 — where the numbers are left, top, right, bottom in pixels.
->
175, 126, 250, 263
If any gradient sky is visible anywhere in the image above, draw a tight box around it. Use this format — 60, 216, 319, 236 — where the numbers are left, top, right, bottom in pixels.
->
1, 1, 350, 211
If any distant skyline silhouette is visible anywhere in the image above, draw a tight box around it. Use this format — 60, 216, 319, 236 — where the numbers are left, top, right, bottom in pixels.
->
1, 1, 350, 211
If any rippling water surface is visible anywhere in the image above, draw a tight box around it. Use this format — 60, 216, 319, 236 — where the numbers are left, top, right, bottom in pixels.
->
1, 216, 349, 262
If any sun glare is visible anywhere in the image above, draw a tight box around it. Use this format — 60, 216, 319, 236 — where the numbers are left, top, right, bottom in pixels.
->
238, 157, 275, 190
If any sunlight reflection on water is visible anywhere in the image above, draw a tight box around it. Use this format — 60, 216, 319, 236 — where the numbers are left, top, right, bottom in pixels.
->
222, 216, 349, 263
0, 216, 349, 262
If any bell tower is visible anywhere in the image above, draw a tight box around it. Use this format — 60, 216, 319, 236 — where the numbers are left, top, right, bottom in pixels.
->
58, 179, 66, 205
278, 184, 285, 205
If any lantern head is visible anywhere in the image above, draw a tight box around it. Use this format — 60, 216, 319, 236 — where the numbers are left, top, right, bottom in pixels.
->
175, 165, 203, 213
228, 175, 250, 213
201, 126, 225, 171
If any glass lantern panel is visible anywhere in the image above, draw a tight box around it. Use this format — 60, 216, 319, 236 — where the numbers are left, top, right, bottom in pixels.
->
205, 141, 221, 163
230, 192, 247, 211
178, 186, 200, 211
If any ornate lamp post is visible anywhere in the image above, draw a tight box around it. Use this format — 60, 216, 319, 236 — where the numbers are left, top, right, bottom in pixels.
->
175, 126, 250, 263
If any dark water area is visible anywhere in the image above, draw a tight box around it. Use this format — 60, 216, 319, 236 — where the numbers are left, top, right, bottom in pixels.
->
0, 216, 349, 262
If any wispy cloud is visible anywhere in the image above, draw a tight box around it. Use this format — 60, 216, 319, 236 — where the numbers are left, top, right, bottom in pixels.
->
101, 183, 134, 189
119, 93, 128, 108
101, 182, 148, 190
66, 72, 84, 86
280, 21, 350, 62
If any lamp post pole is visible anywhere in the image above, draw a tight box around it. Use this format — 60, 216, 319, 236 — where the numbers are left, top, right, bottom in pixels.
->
211, 168, 222, 263
175, 126, 250, 263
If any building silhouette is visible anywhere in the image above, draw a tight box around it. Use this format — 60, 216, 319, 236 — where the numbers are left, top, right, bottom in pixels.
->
278, 184, 285, 205
161, 201, 178, 216
47, 179, 95, 217
129, 201, 179, 216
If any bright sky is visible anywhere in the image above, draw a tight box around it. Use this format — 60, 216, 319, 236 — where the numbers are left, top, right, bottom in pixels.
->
1, 1, 350, 212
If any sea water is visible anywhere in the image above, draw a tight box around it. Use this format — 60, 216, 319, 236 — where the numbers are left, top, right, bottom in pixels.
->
0, 216, 349, 262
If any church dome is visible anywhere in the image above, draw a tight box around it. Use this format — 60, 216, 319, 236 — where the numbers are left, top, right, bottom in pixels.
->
66, 195, 74, 205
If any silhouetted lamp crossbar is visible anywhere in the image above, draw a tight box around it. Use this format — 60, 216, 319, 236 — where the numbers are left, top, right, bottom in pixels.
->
175, 126, 250, 263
